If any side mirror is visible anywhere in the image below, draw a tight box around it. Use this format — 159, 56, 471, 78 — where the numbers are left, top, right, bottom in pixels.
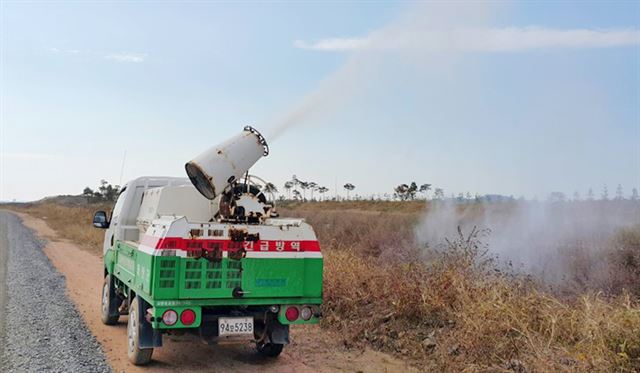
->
93, 211, 110, 229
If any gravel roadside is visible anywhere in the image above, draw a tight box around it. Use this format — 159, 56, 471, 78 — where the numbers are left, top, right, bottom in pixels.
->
0, 211, 111, 372
0, 211, 8, 369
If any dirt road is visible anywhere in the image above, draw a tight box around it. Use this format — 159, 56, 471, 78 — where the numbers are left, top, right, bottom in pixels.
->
7, 211, 417, 373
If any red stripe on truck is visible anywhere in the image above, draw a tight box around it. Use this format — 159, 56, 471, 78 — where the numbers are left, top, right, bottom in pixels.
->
141, 236, 321, 253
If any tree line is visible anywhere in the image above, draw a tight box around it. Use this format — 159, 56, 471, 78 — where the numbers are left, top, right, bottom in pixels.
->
275, 176, 441, 202
281, 175, 331, 201
81, 178, 639, 204
272, 178, 640, 203
83, 180, 120, 203
551, 184, 639, 202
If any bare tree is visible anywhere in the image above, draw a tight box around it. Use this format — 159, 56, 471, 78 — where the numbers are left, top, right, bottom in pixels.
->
84, 180, 120, 203
82, 187, 100, 203
615, 184, 624, 200
602, 185, 609, 201
394, 184, 410, 200
291, 175, 300, 195
308, 182, 318, 200
318, 186, 329, 201
343, 183, 355, 200
631, 188, 639, 201
299, 181, 309, 201
283, 181, 293, 200
433, 188, 444, 200
407, 182, 418, 200
419, 183, 432, 200
264, 182, 278, 196
292, 190, 302, 201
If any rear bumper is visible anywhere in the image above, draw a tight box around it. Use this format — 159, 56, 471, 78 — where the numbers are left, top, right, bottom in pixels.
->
148, 306, 293, 345
149, 301, 321, 329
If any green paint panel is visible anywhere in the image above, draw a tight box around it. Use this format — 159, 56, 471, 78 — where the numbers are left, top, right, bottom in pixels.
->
304, 259, 323, 296
168, 257, 323, 299
135, 251, 153, 294
114, 243, 136, 288
104, 248, 115, 274
110, 241, 323, 306
242, 258, 304, 297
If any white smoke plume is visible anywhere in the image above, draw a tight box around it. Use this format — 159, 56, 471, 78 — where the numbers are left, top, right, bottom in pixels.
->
266, 2, 639, 140
266, 2, 493, 140
415, 200, 640, 281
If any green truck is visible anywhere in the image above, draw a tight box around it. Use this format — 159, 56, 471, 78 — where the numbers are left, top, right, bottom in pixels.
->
93, 127, 322, 365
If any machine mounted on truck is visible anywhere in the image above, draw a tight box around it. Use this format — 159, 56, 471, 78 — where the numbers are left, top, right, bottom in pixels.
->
93, 126, 322, 365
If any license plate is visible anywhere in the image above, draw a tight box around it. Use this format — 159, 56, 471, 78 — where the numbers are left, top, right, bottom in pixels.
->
218, 317, 254, 336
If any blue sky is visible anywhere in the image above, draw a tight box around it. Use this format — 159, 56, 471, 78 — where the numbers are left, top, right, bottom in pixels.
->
1, 1, 639, 201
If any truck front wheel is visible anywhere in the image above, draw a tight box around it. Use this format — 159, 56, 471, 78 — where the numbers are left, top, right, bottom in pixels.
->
256, 341, 284, 358
101, 274, 120, 325
127, 297, 153, 365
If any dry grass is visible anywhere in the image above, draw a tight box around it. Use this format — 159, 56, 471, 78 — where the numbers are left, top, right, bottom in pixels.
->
321, 229, 640, 371
7, 200, 640, 371
5, 202, 108, 255
283, 202, 640, 371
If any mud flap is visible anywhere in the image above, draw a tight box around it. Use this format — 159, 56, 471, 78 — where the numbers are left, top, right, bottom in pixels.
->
136, 296, 163, 348
269, 322, 289, 345
105, 275, 120, 320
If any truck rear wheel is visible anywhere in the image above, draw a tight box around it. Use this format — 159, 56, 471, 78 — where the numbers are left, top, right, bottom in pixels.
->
256, 341, 284, 358
127, 297, 153, 365
101, 274, 120, 325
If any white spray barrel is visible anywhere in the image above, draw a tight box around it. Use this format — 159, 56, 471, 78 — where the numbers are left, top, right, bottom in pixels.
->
185, 126, 269, 200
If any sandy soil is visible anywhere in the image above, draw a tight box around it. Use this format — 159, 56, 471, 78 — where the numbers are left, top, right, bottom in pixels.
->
16, 212, 419, 373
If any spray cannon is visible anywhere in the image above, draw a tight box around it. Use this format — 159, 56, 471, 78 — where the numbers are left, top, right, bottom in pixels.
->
185, 126, 275, 223
185, 126, 269, 199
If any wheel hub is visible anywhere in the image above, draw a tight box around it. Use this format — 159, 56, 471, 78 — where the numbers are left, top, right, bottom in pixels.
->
128, 310, 137, 352
101, 282, 109, 315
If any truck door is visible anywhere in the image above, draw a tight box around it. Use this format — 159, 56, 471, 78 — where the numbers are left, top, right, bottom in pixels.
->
103, 186, 128, 255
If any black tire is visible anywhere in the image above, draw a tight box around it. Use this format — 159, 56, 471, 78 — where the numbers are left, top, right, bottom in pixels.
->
101, 274, 120, 325
127, 297, 153, 365
256, 342, 284, 358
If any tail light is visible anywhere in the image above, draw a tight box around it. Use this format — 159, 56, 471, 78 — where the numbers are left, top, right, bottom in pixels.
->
285, 306, 299, 322
162, 309, 178, 326
180, 309, 196, 326
300, 306, 313, 321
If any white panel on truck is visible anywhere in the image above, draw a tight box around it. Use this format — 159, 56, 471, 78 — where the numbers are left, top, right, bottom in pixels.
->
136, 185, 218, 234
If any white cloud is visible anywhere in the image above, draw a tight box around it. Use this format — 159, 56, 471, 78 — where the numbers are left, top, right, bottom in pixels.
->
47, 48, 147, 63
293, 38, 369, 51
104, 53, 146, 63
47, 47, 82, 55
294, 27, 640, 52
